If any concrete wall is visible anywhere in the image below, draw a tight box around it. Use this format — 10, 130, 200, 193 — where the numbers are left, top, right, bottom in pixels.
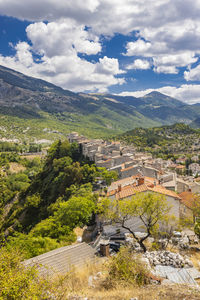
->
166, 195, 180, 219
120, 166, 139, 179
180, 203, 193, 221
177, 181, 189, 193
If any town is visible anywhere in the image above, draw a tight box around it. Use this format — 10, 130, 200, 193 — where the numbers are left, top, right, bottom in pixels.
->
20, 132, 200, 295
68, 131, 200, 223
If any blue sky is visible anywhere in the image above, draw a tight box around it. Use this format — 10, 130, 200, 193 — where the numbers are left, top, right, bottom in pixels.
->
1, 1, 200, 104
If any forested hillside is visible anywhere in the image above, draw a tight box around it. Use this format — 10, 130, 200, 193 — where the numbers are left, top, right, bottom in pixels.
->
117, 123, 200, 158
0, 140, 117, 258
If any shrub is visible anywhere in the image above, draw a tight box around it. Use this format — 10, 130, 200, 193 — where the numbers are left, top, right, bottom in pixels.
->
0, 247, 53, 299
105, 247, 150, 288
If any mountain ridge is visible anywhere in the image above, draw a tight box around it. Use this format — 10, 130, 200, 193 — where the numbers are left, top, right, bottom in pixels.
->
0, 65, 200, 140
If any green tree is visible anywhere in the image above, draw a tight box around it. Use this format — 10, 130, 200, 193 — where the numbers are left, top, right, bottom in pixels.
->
98, 193, 171, 252
54, 194, 96, 230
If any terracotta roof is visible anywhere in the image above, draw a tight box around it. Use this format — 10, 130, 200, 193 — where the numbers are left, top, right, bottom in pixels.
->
115, 184, 148, 199
107, 175, 159, 195
179, 191, 195, 209
113, 184, 181, 200
149, 185, 181, 199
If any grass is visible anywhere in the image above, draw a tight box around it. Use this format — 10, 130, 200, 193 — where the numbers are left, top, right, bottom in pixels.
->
50, 260, 200, 300
9, 162, 26, 173
189, 251, 200, 271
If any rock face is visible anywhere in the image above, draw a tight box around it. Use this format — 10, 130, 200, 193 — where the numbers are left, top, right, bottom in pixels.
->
144, 251, 193, 268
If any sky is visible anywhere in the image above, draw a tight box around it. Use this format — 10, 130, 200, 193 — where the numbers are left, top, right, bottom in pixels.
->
1, 1, 200, 104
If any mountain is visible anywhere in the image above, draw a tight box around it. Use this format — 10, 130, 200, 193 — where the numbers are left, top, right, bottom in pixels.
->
0, 65, 200, 141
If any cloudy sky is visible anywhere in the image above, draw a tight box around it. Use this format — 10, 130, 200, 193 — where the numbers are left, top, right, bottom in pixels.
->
1, 0, 200, 103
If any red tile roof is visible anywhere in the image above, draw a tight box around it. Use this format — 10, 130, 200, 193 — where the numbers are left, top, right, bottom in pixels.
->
109, 183, 181, 200
179, 191, 195, 209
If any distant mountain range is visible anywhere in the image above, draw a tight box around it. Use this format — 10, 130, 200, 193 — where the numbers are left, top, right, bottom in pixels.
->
0, 65, 200, 141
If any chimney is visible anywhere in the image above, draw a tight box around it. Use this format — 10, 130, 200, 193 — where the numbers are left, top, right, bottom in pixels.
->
138, 177, 144, 186
118, 184, 122, 192
100, 242, 110, 257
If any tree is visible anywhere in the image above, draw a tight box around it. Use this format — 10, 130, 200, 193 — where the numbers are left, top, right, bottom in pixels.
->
98, 193, 171, 252
0, 247, 54, 298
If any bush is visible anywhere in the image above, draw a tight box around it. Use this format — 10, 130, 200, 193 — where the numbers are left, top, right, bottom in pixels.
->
194, 220, 200, 238
6, 233, 63, 259
105, 247, 150, 287
0, 247, 53, 299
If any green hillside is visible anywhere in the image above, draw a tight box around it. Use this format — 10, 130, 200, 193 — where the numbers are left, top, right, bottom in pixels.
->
0, 65, 200, 142
117, 123, 200, 158
0, 140, 117, 258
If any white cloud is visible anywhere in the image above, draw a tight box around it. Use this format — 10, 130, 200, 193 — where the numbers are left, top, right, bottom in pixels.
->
1, 1, 200, 88
0, 19, 125, 92
125, 40, 151, 56
95, 56, 125, 75
184, 64, 200, 81
15, 42, 33, 67
153, 66, 178, 74
26, 21, 101, 57
0, 41, 124, 93
0, 0, 100, 22
125, 29, 199, 74
126, 59, 150, 70
118, 84, 200, 104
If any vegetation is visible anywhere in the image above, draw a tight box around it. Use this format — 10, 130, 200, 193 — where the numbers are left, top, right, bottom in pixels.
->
2, 66, 200, 142
1, 246, 200, 299
0, 139, 117, 258
0, 247, 56, 299
98, 193, 171, 252
105, 247, 150, 287
117, 123, 200, 159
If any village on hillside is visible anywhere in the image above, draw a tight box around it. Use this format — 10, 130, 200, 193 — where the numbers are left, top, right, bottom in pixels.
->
23, 132, 200, 289
68, 131, 200, 218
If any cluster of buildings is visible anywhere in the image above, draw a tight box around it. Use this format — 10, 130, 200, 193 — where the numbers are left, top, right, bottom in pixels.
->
23, 132, 200, 277
68, 132, 200, 225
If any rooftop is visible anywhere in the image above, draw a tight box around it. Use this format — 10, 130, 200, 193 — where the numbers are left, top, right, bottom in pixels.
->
179, 191, 196, 209
108, 182, 181, 200
23, 243, 95, 276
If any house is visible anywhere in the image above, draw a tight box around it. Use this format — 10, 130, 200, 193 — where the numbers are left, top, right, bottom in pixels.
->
108, 164, 122, 175
108, 175, 159, 193
175, 165, 186, 175
120, 164, 159, 179
23, 243, 95, 276
107, 176, 181, 219
96, 159, 113, 168
179, 191, 195, 222
189, 181, 200, 193
160, 173, 190, 193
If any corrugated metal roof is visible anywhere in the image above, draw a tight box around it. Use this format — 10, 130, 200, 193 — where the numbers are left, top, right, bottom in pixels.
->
155, 265, 198, 286
23, 243, 95, 276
